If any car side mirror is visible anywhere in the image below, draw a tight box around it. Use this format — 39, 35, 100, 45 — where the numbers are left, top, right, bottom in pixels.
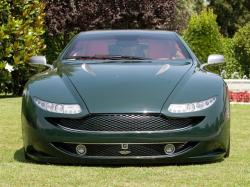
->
201, 54, 225, 70
29, 56, 53, 69
208, 54, 225, 65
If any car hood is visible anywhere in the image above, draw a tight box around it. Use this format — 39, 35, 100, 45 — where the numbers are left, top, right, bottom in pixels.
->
63, 61, 193, 113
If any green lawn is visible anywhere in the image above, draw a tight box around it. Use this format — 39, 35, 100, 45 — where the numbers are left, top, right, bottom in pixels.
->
0, 97, 250, 187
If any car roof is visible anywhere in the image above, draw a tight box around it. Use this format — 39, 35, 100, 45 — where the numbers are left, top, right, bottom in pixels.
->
78, 30, 177, 37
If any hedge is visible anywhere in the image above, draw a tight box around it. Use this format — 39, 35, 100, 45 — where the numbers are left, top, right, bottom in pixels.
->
0, 0, 45, 95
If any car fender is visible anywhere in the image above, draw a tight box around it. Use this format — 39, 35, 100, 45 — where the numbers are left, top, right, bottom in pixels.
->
161, 69, 229, 133
22, 70, 89, 121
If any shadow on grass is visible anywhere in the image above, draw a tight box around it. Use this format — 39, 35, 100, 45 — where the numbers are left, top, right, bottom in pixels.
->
14, 147, 223, 167
14, 148, 38, 165
14, 148, 29, 163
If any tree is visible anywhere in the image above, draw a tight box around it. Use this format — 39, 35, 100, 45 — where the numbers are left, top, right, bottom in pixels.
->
208, 0, 250, 37
222, 38, 242, 79
175, 0, 196, 32
45, 0, 178, 36
44, 0, 193, 62
183, 9, 223, 64
175, 0, 212, 31
0, 0, 45, 95
233, 22, 250, 77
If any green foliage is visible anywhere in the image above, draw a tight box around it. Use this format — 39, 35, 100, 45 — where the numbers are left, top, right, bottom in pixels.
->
209, 0, 250, 37
233, 22, 250, 77
221, 38, 243, 78
183, 10, 249, 78
193, 0, 207, 13
0, 0, 45, 95
175, 0, 214, 32
175, 0, 196, 32
0, 69, 12, 94
44, 32, 76, 63
183, 9, 223, 65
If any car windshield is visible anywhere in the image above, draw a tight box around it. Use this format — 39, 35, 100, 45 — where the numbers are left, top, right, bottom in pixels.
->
63, 32, 191, 61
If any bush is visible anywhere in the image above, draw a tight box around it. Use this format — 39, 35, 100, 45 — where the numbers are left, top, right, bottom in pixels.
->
175, 0, 196, 32
0, 68, 12, 94
183, 9, 223, 65
45, 0, 178, 36
44, 32, 76, 63
221, 38, 243, 79
233, 22, 250, 77
0, 0, 45, 95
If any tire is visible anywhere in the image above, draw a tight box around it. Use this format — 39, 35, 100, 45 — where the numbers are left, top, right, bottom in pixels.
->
225, 138, 230, 158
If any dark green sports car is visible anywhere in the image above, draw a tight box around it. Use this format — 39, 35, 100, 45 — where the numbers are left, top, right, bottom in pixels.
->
22, 30, 230, 164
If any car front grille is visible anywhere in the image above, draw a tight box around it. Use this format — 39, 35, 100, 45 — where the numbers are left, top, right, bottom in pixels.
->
46, 114, 204, 132
52, 142, 197, 157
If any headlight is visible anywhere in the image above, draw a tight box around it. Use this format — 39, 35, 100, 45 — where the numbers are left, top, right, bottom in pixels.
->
33, 97, 82, 114
168, 97, 216, 113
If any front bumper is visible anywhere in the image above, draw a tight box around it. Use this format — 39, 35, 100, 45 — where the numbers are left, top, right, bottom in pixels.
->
22, 111, 230, 164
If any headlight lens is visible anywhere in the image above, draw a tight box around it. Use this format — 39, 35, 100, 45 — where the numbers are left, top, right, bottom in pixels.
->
33, 97, 82, 114
168, 97, 216, 113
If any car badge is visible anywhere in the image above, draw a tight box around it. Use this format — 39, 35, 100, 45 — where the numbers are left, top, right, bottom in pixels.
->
119, 144, 131, 155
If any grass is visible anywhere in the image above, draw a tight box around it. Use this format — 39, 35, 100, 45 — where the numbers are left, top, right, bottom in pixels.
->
0, 97, 250, 187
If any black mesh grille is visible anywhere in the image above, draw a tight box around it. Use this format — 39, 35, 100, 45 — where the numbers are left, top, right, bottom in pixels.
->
47, 114, 204, 132
52, 142, 197, 157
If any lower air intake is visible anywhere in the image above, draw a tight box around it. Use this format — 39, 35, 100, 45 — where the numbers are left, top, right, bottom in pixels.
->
52, 142, 197, 157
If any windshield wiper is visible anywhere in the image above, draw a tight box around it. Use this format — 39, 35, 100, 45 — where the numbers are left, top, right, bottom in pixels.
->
64, 55, 151, 60
107, 55, 151, 60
